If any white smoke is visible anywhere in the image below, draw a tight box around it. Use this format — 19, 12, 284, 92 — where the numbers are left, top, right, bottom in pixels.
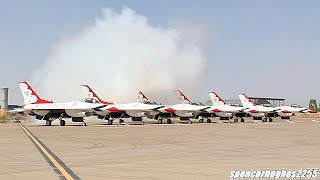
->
30, 7, 208, 104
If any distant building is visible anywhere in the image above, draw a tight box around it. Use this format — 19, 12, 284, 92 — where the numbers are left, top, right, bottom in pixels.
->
309, 99, 319, 112
0, 87, 8, 109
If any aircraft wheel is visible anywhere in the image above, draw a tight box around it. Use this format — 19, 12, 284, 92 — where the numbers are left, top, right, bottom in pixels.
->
240, 118, 245, 123
207, 118, 212, 123
83, 122, 87, 126
199, 119, 204, 123
234, 119, 238, 123
108, 120, 113, 125
46, 120, 51, 126
269, 118, 273, 122
60, 120, 66, 126
263, 118, 267, 122
167, 119, 172, 124
119, 119, 125, 125
158, 119, 163, 124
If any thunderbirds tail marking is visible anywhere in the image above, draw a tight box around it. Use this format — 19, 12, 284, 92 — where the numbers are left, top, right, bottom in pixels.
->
18, 82, 53, 104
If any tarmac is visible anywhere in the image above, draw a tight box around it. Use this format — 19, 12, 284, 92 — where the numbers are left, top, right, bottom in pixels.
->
0, 118, 319, 179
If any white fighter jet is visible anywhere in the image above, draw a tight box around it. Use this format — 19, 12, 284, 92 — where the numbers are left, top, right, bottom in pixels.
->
152, 90, 210, 124
276, 105, 317, 117
81, 85, 164, 125
204, 92, 248, 123
18, 82, 106, 126
239, 94, 317, 122
238, 94, 282, 122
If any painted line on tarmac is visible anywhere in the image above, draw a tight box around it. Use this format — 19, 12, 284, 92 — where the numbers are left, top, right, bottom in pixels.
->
18, 123, 80, 180
311, 120, 318, 123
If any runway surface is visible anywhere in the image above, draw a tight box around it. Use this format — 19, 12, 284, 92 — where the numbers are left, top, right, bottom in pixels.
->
0, 118, 319, 179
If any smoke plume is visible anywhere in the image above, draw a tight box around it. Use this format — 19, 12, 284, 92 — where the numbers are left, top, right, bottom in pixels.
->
30, 7, 208, 104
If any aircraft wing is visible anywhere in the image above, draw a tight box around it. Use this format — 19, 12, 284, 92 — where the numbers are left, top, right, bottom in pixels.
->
27, 102, 107, 110
109, 103, 164, 112
9, 108, 28, 114
207, 105, 248, 113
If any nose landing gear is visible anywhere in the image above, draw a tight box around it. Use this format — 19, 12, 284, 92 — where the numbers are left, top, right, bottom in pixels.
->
46, 120, 51, 126
59, 120, 66, 126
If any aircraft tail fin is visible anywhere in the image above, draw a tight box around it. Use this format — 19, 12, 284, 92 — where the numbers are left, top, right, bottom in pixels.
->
138, 91, 149, 103
309, 99, 318, 112
18, 82, 53, 104
81, 85, 112, 104
238, 94, 256, 107
209, 92, 226, 106
174, 90, 191, 104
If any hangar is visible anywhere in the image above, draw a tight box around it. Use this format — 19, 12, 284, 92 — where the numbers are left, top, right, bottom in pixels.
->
248, 97, 285, 107
205, 97, 286, 108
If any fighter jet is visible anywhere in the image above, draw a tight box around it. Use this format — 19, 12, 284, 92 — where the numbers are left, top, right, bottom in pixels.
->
238, 94, 280, 122
239, 94, 317, 122
150, 90, 210, 124
18, 82, 106, 126
204, 92, 248, 123
81, 85, 164, 125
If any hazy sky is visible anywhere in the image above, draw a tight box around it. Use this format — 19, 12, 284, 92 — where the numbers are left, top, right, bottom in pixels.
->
1, 0, 319, 106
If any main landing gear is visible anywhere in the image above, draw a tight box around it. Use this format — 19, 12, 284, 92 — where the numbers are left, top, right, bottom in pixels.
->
167, 119, 172, 124
199, 118, 211, 123
263, 117, 273, 122
45, 119, 66, 126
107, 119, 125, 125
233, 118, 244, 123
